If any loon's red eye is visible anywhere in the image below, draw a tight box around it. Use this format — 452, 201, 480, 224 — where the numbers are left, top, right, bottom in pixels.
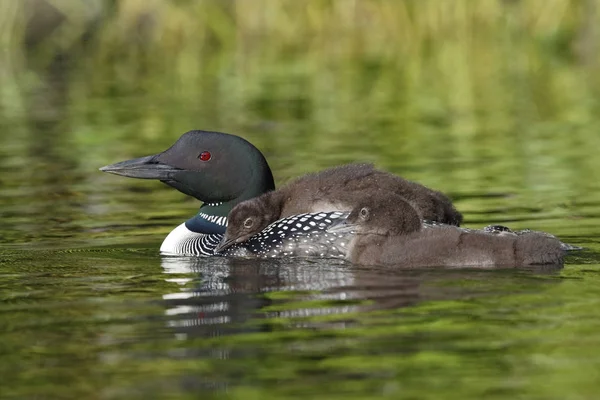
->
199, 151, 211, 161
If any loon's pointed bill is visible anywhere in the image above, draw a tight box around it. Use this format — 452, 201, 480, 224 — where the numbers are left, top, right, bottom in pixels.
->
99, 155, 182, 180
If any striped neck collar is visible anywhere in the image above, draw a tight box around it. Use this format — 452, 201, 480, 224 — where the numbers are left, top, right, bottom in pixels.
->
185, 201, 230, 234
160, 223, 221, 255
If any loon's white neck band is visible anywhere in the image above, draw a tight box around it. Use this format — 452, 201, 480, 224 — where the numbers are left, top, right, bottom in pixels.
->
160, 223, 220, 256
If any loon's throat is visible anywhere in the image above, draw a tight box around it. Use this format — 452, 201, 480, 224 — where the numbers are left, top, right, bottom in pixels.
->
199, 201, 231, 217
185, 202, 232, 234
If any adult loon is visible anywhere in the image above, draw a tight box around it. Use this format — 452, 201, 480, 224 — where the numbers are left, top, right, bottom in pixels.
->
100, 130, 462, 257
326, 192, 575, 268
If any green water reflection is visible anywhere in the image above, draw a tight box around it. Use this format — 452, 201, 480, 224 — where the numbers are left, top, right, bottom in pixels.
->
1, 1, 600, 399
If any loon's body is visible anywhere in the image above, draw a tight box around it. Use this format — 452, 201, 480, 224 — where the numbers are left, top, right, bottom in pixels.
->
100, 130, 463, 257
161, 211, 350, 258
162, 206, 575, 262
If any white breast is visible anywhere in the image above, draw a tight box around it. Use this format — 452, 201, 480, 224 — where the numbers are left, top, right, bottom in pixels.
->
160, 223, 205, 255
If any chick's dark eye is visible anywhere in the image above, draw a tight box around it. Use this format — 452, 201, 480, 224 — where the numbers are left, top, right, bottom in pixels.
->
359, 207, 369, 218
199, 151, 211, 161
243, 218, 254, 228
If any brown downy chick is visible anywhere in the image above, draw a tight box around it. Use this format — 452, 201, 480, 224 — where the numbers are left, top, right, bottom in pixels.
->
217, 163, 460, 251
329, 195, 567, 268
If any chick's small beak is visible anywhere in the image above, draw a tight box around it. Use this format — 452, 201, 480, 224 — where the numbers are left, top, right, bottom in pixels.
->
215, 230, 259, 253
326, 219, 357, 234
214, 235, 237, 253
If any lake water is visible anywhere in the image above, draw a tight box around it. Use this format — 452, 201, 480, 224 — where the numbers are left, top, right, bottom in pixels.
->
2, 2, 600, 398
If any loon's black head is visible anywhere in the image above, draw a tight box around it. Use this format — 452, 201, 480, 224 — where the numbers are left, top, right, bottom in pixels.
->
100, 130, 275, 205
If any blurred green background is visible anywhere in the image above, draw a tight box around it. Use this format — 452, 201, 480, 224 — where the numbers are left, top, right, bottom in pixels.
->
2, 2, 600, 399
2, 0, 600, 248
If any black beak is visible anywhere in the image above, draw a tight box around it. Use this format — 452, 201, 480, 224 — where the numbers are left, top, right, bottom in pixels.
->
326, 218, 357, 234
99, 155, 182, 180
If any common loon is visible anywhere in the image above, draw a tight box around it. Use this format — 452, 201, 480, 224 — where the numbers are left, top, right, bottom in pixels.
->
100, 130, 274, 255
326, 193, 575, 268
215, 164, 462, 252
101, 130, 464, 257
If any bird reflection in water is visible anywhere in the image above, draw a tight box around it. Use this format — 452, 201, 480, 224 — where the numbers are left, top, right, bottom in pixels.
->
160, 256, 565, 343
160, 256, 360, 340
157, 256, 563, 394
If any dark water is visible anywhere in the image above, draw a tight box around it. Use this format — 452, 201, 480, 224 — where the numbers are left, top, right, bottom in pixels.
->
2, 5, 600, 397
